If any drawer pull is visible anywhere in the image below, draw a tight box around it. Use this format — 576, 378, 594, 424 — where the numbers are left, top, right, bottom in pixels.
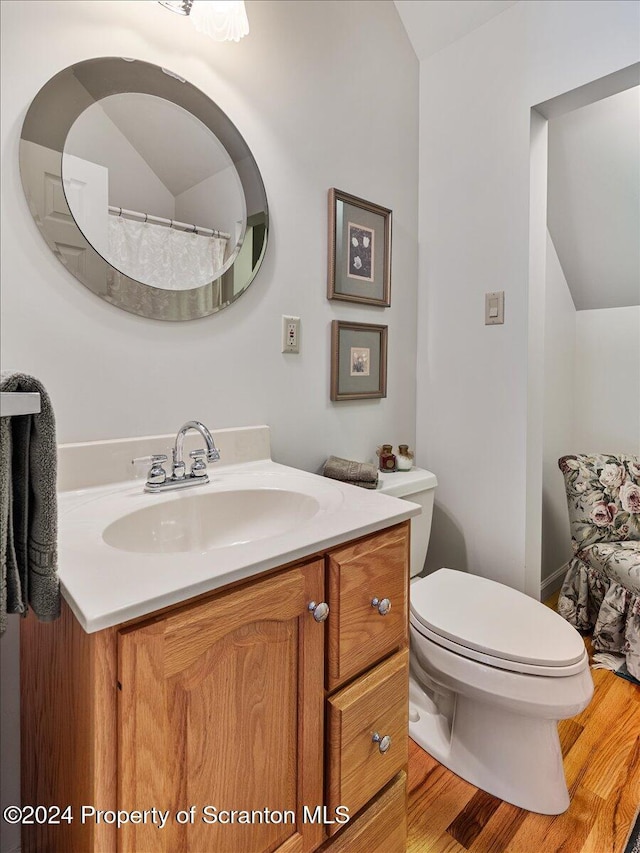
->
308, 601, 330, 622
371, 597, 391, 616
372, 732, 392, 754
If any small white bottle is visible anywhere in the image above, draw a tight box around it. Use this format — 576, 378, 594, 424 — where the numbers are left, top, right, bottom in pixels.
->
396, 444, 413, 471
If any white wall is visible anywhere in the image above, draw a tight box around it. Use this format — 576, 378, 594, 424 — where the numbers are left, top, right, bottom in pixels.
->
540, 243, 640, 591
574, 307, 640, 455
175, 166, 243, 241
418, 0, 640, 588
0, 4, 418, 850
1, 0, 418, 463
541, 232, 576, 586
65, 100, 176, 217
540, 302, 640, 593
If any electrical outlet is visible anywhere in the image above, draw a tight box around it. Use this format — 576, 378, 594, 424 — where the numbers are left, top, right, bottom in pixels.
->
282, 315, 300, 353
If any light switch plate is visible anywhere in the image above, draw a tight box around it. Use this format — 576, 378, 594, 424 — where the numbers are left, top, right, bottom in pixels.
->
485, 291, 504, 325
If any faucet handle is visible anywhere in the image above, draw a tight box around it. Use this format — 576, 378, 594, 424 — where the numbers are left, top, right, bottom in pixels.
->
132, 453, 167, 466
148, 454, 168, 485
189, 449, 208, 478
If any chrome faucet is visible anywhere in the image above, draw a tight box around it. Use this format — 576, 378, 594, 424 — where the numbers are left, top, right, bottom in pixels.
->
144, 420, 220, 493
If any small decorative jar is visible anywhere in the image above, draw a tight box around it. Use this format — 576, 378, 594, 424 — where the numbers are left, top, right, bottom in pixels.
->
378, 444, 397, 472
396, 444, 414, 471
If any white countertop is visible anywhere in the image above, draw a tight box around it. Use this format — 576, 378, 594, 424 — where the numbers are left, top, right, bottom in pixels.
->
58, 459, 420, 633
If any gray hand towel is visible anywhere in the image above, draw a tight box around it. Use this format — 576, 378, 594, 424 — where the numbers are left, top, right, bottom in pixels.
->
340, 479, 379, 490
323, 455, 379, 488
1, 372, 59, 633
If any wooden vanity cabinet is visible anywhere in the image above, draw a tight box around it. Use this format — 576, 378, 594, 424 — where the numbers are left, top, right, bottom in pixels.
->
323, 524, 410, 842
326, 524, 409, 692
20, 522, 410, 853
118, 561, 325, 853
318, 773, 407, 853
326, 650, 409, 823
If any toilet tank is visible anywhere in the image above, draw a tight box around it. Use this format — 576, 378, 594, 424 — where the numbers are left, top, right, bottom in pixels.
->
377, 468, 437, 577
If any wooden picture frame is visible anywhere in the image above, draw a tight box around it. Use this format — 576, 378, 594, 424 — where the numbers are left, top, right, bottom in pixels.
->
327, 188, 391, 306
330, 320, 388, 401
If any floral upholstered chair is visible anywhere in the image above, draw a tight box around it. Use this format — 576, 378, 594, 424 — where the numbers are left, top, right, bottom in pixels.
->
557, 454, 640, 680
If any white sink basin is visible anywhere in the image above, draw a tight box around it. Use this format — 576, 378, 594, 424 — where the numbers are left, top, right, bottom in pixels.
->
58, 459, 420, 632
103, 488, 321, 554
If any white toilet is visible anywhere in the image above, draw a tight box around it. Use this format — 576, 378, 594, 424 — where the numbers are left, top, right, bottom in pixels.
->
377, 468, 593, 815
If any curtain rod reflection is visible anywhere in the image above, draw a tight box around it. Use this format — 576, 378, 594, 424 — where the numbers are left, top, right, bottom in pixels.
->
108, 205, 231, 240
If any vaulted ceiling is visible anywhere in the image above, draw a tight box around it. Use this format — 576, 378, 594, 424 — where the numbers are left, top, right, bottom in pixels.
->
547, 87, 640, 310
393, 0, 518, 61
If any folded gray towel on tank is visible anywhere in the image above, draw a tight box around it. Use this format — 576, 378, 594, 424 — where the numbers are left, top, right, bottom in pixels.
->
341, 479, 378, 490
1, 372, 60, 634
323, 455, 378, 487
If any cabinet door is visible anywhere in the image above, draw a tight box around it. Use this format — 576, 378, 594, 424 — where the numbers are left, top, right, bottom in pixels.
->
326, 524, 408, 691
118, 561, 325, 853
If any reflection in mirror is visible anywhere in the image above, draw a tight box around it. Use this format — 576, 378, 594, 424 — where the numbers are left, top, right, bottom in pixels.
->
62, 93, 245, 291
19, 57, 268, 320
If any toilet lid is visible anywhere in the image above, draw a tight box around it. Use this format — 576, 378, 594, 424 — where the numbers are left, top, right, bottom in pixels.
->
410, 568, 585, 668
377, 467, 437, 498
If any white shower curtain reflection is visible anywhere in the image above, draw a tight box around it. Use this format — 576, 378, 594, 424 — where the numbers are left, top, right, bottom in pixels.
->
108, 217, 228, 291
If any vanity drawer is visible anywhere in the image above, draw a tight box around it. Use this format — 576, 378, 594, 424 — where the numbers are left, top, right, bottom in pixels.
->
320, 772, 407, 853
326, 524, 409, 690
326, 649, 409, 829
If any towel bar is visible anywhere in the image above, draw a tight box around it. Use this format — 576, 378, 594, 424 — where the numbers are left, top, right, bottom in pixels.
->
0, 392, 41, 417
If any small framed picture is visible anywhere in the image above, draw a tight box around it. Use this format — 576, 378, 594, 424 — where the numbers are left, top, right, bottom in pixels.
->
331, 320, 388, 401
328, 188, 391, 306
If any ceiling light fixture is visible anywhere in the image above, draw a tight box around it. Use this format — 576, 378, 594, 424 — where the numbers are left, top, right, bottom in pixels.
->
158, 0, 193, 14
157, 0, 249, 42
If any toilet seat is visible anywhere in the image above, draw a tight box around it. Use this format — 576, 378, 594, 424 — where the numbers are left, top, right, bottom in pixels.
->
410, 569, 586, 676
410, 613, 588, 677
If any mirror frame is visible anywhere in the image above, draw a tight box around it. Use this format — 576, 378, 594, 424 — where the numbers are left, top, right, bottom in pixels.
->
19, 57, 269, 321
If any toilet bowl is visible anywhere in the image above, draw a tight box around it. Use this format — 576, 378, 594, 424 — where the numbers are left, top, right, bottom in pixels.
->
377, 468, 593, 815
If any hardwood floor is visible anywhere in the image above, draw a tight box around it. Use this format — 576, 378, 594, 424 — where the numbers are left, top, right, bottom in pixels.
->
406, 597, 640, 853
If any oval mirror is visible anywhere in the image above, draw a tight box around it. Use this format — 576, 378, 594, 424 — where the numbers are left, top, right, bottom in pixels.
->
19, 57, 269, 321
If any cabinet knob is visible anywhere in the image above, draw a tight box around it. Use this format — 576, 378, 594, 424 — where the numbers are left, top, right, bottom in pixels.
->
372, 732, 392, 754
308, 601, 329, 622
371, 597, 391, 616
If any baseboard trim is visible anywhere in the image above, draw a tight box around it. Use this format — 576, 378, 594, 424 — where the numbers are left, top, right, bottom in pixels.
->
541, 562, 569, 600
